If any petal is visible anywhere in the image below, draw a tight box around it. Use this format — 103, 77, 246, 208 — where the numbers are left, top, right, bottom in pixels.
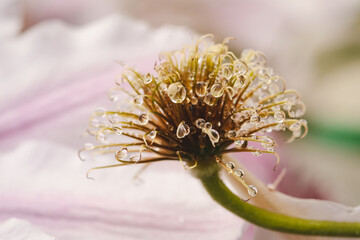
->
0, 14, 194, 148
0, 218, 55, 240
0, 140, 245, 239
222, 155, 360, 240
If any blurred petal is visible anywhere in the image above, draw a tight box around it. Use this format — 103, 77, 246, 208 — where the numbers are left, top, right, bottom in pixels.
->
0, 141, 244, 239
0, 218, 55, 240
0, 14, 194, 150
222, 155, 360, 240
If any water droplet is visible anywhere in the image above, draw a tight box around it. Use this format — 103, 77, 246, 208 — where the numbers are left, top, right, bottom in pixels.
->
252, 149, 262, 156
227, 130, 237, 138
226, 162, 235, 170
159, 83, 167, 92
143, 73, 153, 84
222, 67, 233, 80
112, 123, 123, 135
195, 118, 206, 129
250, 113, 260, 124
258, 74, 271, 84
91, 118, 100, 127
130, 155, 140, 162
234, 61, 247, 75
195, 82, 207, 97
235, 140, 245, 148
167, 82, 186, 103
226, 87, 235, 100
96, 132, 106, 143
289, 122, 301, 131
133, 95, 144, 106
211, 83, 224, 98
176, 121, 190, 138
234, 169, 244, 178
234, 76, 245, 88
258, 92, 268, 101
248, 185, 258, 197
95, 107, 106, 117
83, 143, 94, 150
208, 129, 220, 145
115, 147, 128, 160
274, 110, 285, 122
261, 136, 275, 150
108, 88, 121, 101
138, 113, 149, 125
204, 122, 212, 130
190, 96, 198, 105
268, 83, 280, 94
204, 93, 216, 106
148, 130, 157, 140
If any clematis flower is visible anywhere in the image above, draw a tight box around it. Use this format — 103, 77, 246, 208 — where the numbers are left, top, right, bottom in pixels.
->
1, 1, 359, 238
82, 35, 360, 238
81, 35, 308, 200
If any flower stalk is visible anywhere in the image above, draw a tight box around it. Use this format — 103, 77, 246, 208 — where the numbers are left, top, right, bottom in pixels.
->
200, 169, 360, 237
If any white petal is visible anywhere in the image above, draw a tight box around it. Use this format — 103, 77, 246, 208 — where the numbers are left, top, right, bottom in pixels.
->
0, 218, 55, 240
0, 141, 244, 239
222, 155, 360, 240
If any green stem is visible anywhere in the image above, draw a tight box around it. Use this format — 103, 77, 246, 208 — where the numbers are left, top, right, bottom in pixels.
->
200, 171, 360, 237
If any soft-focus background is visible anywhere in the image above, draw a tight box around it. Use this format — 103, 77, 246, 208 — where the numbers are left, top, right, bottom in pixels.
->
1, 0, 360, 239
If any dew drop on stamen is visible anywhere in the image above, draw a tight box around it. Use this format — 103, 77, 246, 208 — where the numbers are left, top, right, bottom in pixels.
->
95, 107, 106, 117
148, 130, 157, 140
235, 140, 245, 148
227, 130, 237, 138
248, 185, 258, 197
204, 93, 216, 106
176, 121, 190, 139
234, 76, 245, 88
234, 61, 247, 75
195, 118, 206, 129
211, 83, 224, 98
274, 110, 285, 122
268, 83, 280, 94
91, 118, 100, 127
112, 123, 123, 136
250, 113, 260, 124
167, 82, 186, 103
133, 95, 144, 106
204, 122, 212, 130
190, 96, 198, 105
143, 73, 153, 84
289, 122, 301, 131
258, 74, 271, 84
83, 143, 94, 150
208, 129, 220, 145
226, 162, 235, 171
252, 149, 262, 156
108, 88, 121, 101
138, 113, 149, 125
96, 132, 106, 143
115, 147, 128, 160
195, 81, 207, 97
222, 67, 233, 80
234, 169, 244, 178
130, 155, 140, 162
261, 136, 275, 150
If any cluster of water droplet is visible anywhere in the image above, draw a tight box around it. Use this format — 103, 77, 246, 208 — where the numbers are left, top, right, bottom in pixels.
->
82, 36, 308, 196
